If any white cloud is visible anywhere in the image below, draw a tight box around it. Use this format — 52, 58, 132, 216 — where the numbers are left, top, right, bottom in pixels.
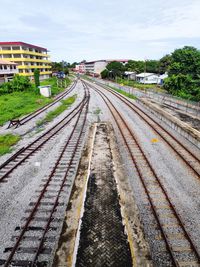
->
0, 0, 200, 61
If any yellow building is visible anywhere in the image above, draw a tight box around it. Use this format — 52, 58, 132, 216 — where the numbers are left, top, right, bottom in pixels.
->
0, 42, 52, 80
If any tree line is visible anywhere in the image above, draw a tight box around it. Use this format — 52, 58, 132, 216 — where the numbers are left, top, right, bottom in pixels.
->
100, 46, 200, 101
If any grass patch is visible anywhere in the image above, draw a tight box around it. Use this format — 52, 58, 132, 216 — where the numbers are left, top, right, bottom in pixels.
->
115, 77, 166, 92
37, 94, 77, 126
109, 86, 137, 100
0, 134, 21, 156
0, 92, 52, 126
0, 77, 72, 126
40, 77, 71, 96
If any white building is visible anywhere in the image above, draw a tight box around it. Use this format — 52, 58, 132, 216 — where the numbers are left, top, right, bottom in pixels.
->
75, 63, 85, 73
158, 73, 168, 85
124, 71, 136, 80
0, 59, 18, 84
136, 72, 168, 84
84, 59, 129, 76
84, 60, 107, 76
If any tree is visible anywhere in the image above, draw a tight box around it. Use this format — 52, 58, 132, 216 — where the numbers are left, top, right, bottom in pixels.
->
101, 69, 109, 79
51, 61, 71, 73
159, 54, 172, 74
164, 46, 200, 101
125, 60, 144, 73
168, 46, 200, 78
69, 62, 78, 68
106, 61, 125, 78
146, 60, 159, 73
64, 68, 69, 75
34, 69, 40, 87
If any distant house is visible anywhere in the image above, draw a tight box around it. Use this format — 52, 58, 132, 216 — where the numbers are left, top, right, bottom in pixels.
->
0, 59, 18, 84
136, 72, 168, 84
124, 71, 136, 80
157, 73, 168, 85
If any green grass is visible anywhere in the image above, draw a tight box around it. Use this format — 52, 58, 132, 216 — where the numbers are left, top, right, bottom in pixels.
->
40, 77, 71, 96
0, 77, 72, 126
109, 86, 137, 100
0, 134, 21, 156
0, 92, 52, 126
37, 94, 77, 126
115, 77, 166, 93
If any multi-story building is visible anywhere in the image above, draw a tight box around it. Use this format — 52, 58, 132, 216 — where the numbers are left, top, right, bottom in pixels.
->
0, 42, 52, 80
0, 59, 18, 84
75, 63, 85, 73
84, 59, 129, 76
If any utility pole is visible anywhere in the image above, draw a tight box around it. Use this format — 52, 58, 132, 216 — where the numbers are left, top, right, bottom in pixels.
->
144, 59, 147, 84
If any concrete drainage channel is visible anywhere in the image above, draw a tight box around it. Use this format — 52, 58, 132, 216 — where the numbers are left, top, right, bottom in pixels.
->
53, 122, 152, 267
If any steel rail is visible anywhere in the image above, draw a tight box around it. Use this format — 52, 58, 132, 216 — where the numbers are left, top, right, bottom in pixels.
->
87, 82, 200, 267
8, 80, 78, 128
85, 80, 200, 178
0, 85, 87, 183
30, 83, 90, 267
3, 82, 90, 267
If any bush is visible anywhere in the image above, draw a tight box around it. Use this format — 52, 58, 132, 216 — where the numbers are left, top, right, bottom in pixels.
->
164, 74, 200, 101
0, 75, 34, 95
101, 69, 109, 79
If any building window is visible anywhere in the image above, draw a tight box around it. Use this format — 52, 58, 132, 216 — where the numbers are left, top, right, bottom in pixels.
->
12, 46, 20, 50
2, 46, 11, 50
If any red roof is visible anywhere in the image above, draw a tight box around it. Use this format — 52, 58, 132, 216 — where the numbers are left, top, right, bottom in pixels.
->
85, 59, 129, 64
0, 42, 47, 51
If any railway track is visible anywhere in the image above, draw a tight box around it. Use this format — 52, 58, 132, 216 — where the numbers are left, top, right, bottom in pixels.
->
7, 79, 78, 128
0, 81, 90, 267
86, 81, 200, 267
84, 80, 200, 179
0, 81, 86, 184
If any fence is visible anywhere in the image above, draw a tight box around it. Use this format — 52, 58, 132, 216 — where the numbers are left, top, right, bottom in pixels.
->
93, 78, 200, 117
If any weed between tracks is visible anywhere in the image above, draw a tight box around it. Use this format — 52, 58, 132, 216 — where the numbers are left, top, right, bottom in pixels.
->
36, 94, 77, 126
0, 134, 21, 155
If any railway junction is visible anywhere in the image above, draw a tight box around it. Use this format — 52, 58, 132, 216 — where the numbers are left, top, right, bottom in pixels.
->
0, 77, 200, 267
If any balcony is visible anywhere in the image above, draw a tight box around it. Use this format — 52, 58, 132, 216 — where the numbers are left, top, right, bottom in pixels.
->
0, 50, 50, 57
0, 69, 18, 75
8, 58, 51, 64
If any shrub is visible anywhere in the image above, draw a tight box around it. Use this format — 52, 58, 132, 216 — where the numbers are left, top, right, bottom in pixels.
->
0, 75, 34, 95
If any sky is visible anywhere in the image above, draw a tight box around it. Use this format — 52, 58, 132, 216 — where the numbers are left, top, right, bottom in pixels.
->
1, 0, 200, 63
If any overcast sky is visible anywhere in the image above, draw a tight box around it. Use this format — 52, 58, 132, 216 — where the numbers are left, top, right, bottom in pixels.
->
1, 0, 200, 62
